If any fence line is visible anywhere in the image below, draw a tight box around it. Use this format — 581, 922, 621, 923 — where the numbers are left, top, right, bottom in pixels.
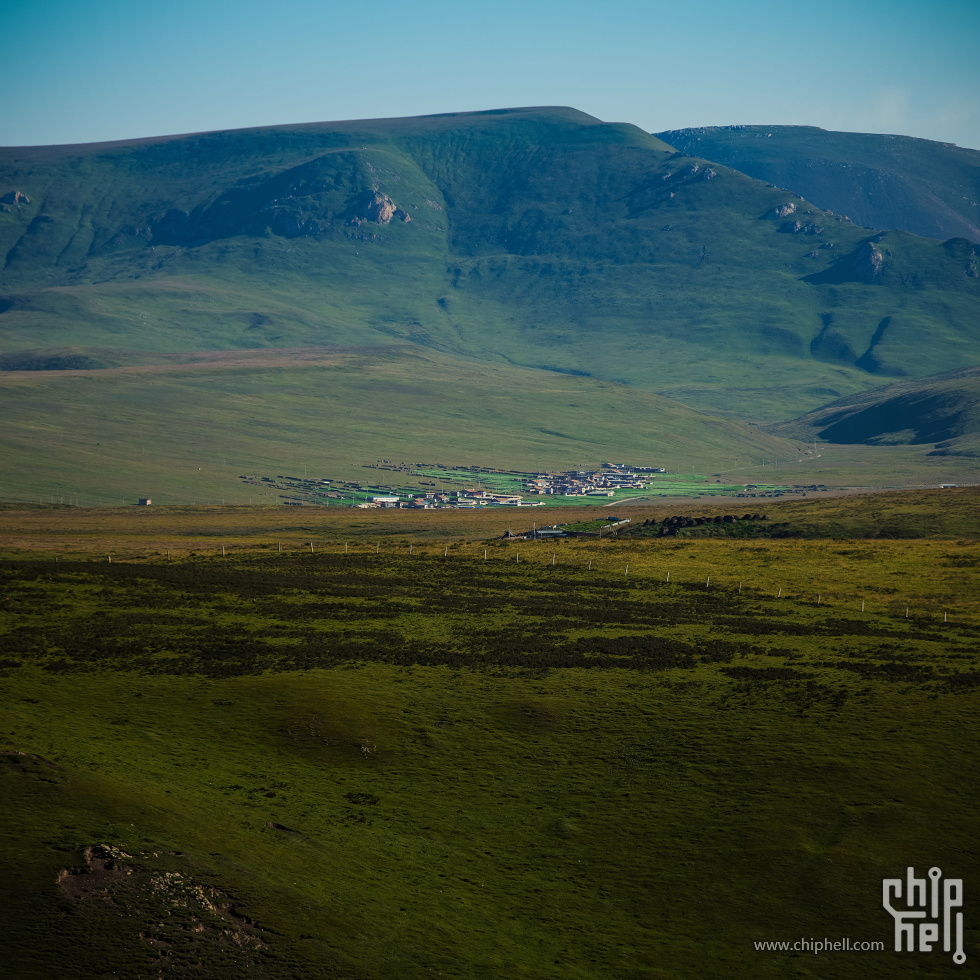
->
57, 537, 970, 625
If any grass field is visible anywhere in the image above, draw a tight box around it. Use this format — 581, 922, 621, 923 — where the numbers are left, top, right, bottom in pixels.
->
1, 485, 977, 556
0, 346, 809, 508
1, 346, 977, 510
1, 489, 978, 977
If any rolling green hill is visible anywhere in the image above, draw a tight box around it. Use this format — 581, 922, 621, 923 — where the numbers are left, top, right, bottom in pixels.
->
770, 365, 980, 458
655, 124, 980, 242
2, 107, 979, 422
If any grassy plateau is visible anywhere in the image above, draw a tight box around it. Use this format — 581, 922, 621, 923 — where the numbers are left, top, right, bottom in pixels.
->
1, 488, 978, 978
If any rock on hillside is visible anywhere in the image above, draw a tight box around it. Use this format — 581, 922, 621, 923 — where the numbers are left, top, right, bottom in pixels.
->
347, 190, 411, 226
804, 239, 885, 284
148, 159, 414, 246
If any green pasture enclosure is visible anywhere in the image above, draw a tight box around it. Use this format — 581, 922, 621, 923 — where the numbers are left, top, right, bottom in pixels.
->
561, 519, 614, 532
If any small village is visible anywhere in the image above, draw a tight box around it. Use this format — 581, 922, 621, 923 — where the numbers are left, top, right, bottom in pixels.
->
240, 462, 665, 509
238, 461, 811, 508
369, 462, 667, 509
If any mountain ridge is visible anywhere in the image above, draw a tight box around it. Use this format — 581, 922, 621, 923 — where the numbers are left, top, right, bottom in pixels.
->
4, 107, 979, 420
655, 124, 980, 242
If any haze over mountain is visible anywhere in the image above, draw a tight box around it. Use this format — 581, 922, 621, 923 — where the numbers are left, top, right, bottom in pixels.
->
656, 125, 980, 243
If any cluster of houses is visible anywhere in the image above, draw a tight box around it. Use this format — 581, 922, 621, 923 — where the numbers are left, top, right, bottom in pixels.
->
354, 463, 665, 509
357, 491, 545, 509
239, 462, 668, 509
520, 463, 664, 497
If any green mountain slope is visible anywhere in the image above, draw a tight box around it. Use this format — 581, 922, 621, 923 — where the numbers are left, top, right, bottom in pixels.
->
1, 106, 979, 426
769, 365, 980, 457
655, 124, 980, 242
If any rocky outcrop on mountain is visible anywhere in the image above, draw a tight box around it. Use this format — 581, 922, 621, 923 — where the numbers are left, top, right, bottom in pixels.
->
942, 237, 980, 278
0, 190, 30, 205
854, 242, 884, 281
346, 190, 411, 226
146, 150, 414, 248
804, 238, 886, 285
780, 218, 826, 234
765, 203, 797, 219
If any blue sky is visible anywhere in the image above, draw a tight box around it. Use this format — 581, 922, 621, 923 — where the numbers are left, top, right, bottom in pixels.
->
2, 0, 978, 148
